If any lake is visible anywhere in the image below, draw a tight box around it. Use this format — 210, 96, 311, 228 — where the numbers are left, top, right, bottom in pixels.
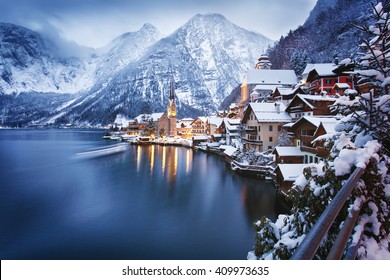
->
0, 129, 282, 259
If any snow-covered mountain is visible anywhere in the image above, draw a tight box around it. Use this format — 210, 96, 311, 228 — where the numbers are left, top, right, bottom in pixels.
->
0, 14, 272, 126
47, 13, 272, 125
0, 23, 95, 95
268, 0, 380, 71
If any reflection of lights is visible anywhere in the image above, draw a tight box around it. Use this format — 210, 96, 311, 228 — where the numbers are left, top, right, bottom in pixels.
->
150, 145, 154, 173
174, 147, 178, 175
186, 149, 192, 174
162, 146, 166, 173
137, 145, 141, 172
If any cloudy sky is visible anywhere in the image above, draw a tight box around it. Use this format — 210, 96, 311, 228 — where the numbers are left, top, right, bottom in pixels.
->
0, 0, 317, 48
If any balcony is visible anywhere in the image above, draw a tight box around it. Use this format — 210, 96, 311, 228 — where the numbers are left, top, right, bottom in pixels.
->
300, 146, 317, 154
246, 130, 258, 136
245, 126, 257, 131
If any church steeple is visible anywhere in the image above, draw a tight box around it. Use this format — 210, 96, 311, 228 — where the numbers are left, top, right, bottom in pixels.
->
255, 54, 272, 70
167, 79, 176, 118
167, 79, 177, 137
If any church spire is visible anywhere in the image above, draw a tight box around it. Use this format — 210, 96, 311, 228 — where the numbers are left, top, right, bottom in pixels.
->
170, 79, 175, 101
167, 79, 176, 118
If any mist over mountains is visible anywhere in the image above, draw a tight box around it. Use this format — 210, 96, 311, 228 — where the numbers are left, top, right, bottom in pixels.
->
0, 13, 272, 126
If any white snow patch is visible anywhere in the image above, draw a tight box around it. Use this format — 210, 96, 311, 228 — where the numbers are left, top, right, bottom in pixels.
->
334, 140, 381, 176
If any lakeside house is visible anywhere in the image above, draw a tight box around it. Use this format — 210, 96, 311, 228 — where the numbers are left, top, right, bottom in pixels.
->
241, 102, 292, 152
274, 164, 308, 197
272, 146, 304, 164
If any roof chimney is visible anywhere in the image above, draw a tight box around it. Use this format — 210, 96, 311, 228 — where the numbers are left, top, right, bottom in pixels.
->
275, 102, 281, 114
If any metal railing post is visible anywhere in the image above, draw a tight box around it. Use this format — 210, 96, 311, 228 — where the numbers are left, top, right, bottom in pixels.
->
326, 207, 361, 259
290, 167, 365, 260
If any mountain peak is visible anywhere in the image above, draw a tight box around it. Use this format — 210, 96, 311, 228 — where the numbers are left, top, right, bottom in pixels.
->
139, 23, 159, 33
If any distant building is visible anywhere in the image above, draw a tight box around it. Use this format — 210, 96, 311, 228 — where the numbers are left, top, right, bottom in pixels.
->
218, 118, 241, 145
272, 86, 305, 106
177, 118, 194, 138
191, 117, 208, 135
239, 55, 298, 117
302, 61, 355, 95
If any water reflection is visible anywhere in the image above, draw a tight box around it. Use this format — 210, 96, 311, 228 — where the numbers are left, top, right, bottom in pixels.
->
0, 130, 282, 260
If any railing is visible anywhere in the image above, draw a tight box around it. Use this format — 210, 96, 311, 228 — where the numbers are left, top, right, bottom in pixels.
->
290, 167, 365, 260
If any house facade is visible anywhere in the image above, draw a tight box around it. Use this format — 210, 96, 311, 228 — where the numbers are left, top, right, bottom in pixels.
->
285, 94, 337, 121
290, 116, 337, 163
191, 117, 208, 135
272, 146, 304, 164
242, 102, 292, 152
303, 63, 355, 95
238, 55, 298, 118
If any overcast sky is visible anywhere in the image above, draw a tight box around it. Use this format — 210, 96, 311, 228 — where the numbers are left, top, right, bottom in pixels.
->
0, 0, 318, 48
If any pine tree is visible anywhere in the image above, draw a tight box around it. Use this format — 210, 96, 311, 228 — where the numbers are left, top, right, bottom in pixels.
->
290, 50, 308, 76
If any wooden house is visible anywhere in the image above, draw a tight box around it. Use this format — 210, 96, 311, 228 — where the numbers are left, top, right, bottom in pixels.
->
285, 94, 337, 121
274, 164, 307, 197
273, 86, 305, 106
191, 117, 208, 135
272, 146, 304, 164
290, 116, 337, 163
302, 63, 355, 95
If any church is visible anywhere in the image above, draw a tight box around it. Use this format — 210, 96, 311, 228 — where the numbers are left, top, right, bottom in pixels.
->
167, 79, 177, 137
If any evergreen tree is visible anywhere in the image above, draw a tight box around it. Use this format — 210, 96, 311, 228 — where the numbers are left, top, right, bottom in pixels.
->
290, 50, 308, 76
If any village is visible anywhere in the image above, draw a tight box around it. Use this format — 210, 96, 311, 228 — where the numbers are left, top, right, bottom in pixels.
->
104, 53, 359, 199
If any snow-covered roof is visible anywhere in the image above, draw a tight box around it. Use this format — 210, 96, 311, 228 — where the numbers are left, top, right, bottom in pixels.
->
252, 84, 278, 92
114, 114, 132, 127
242, 69, 298, 85
254, 112, 292, 123
321, 122, 337, 134
333, 83, 350, 89
274, 146, 304, 157
248, 102, 291, 123
196, 117, 208, 123
226, 118, 241, 125
303, 63, 337, 77
223, 146, 238, 157
293, 116, 338, 130
276, 164, 308, 181
193, 135, 209, 140
290, 94, 337, 110
298, 94, 337, 102
208, 117, 223, 127
249, 102, 287, 112
135, 114, 150, 123
223, 118, 241, 131
275, 87, 296, 95
150, 112, 165, 121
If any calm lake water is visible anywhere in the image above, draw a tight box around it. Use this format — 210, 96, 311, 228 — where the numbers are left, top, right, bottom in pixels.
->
0, 129, 282, 260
